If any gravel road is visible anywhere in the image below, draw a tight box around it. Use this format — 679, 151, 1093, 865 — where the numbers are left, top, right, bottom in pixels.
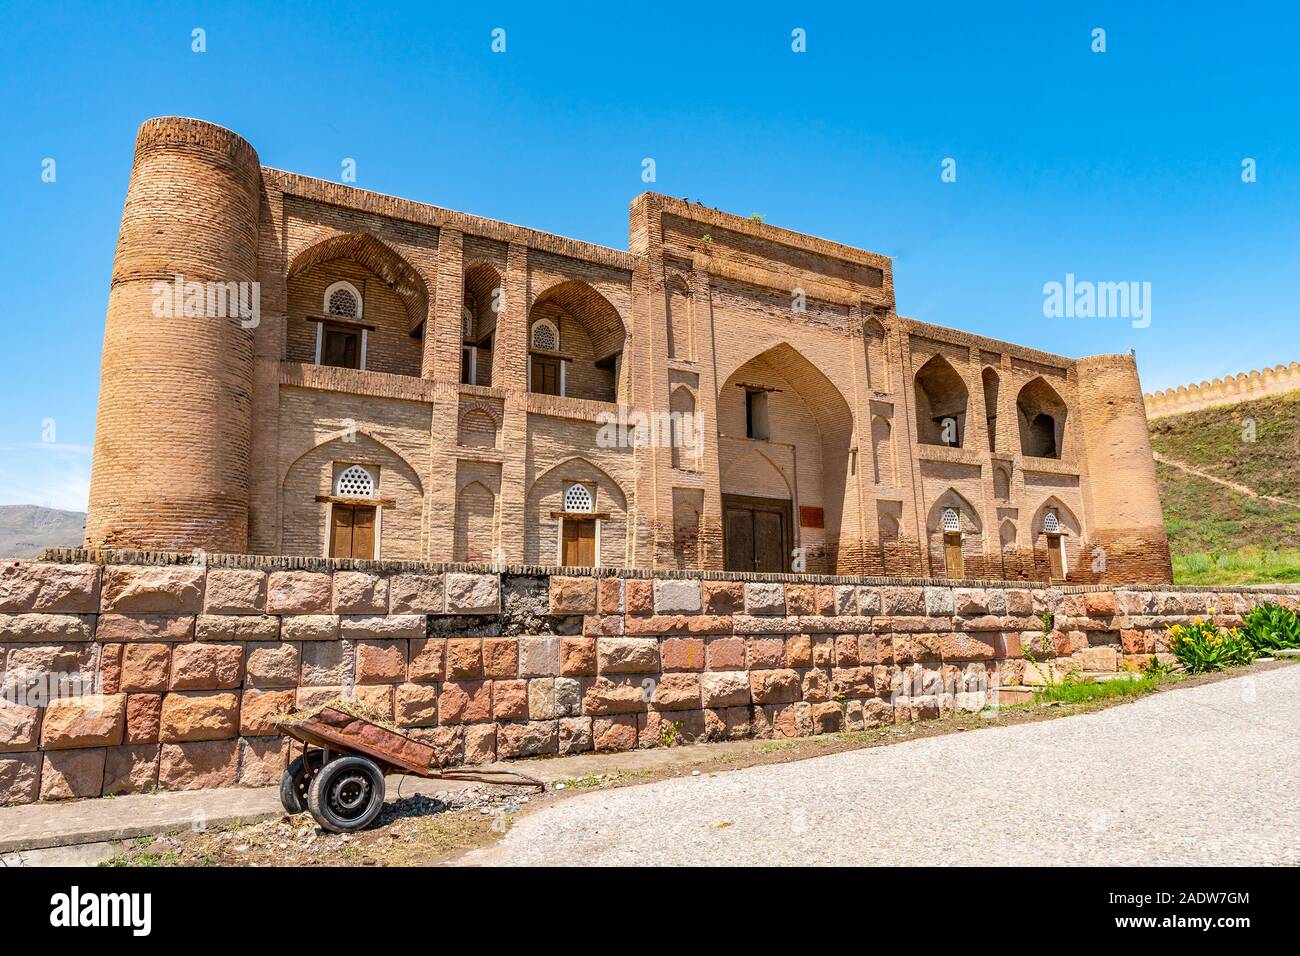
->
467, 666, 1300, 866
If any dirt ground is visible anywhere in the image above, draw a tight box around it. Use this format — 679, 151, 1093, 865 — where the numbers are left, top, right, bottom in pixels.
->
101, 659, 1296, 867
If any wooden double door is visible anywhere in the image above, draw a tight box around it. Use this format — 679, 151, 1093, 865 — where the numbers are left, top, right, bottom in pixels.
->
330, 504, 377, 559
723, 494, 792, 573
561, 517, 598, 567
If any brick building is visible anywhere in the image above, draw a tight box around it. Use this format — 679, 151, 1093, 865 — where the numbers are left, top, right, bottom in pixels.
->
86, 117, 1171, 584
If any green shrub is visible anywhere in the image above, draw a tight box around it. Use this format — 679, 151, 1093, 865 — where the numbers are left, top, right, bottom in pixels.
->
1241, 601, 1300, 652
1166, 615, 1256, 673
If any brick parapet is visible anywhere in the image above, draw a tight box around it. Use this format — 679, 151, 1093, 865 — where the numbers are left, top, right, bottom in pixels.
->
1144, 362, 1300, 419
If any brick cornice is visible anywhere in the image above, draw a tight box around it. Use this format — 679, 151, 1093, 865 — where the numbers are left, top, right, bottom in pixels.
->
264, 168, 640, 273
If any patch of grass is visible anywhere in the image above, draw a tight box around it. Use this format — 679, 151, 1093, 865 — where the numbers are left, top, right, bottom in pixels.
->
101, 849, 177, 867
1173, 546, 1300, 585
754, 740, 800, 753
553, 770, 644, 790
1032, 674, 1159, 704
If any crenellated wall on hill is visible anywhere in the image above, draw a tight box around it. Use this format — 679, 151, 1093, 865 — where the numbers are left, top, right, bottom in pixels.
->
1144, 362, 1300, 419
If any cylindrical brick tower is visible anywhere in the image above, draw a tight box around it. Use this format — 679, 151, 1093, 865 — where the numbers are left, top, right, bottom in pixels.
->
1076, 353, 1173, 583
85, 117, 262, 553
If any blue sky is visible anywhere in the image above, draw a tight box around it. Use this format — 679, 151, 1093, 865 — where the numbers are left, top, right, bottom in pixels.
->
2, 1, 1297, 511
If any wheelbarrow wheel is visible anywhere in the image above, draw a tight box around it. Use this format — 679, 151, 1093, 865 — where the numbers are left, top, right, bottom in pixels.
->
307, 755, 386, 833
280, 750, 325, 815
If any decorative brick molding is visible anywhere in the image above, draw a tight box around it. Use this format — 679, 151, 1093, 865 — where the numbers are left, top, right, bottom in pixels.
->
5, 555, 1292, 804
1144, 362, 1300, 419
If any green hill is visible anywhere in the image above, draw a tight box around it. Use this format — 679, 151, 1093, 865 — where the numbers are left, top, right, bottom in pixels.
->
1148, 390, 1300, 584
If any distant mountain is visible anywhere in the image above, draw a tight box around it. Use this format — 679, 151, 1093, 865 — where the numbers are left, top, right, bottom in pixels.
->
0, 505, 86, 558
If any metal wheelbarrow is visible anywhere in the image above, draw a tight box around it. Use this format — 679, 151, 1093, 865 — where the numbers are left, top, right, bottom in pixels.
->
277, 707, 545, 833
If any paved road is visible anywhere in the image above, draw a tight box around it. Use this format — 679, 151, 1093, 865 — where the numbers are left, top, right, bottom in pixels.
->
467, 666, 1300, 866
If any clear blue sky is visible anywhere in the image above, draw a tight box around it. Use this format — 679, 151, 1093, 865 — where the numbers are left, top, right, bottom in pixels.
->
2, 1, 1297, 511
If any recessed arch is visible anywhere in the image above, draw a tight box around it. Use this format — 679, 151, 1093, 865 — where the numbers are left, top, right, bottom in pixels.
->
717, 340, 855, 573
666, 273, 694, 361
981, 367, 1000, 452
927, 487, 981, 579
1031, 496, 1081, 537
870, 414, 894, 486
665, 272, 692, 296
279, 431, 424, 560
461, 261, 502, 387
528, 280, 627, 401
864, 318, 889, 391
926, 488, 982, 535
993, 463, 1011, 501
453, 480, 497, 563
527, 455, 629, 513
1030, 495, 1079, 580
524, 455, 630, 567
458, 407, 500, 448
914, 354, 969, 447
1017, 376, 1068, 459
281, 430, 424, 499
288, 231, 430, 332
463, 260, 503, 336
669, 384, 699, 471
530, 279, 627, 362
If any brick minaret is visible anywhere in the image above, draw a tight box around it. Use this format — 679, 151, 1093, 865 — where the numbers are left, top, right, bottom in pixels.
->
86, 117, 263, 553
1076, 353, 1173, 582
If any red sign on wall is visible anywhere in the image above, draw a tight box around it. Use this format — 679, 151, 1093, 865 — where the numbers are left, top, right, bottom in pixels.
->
799, 506, 824, 529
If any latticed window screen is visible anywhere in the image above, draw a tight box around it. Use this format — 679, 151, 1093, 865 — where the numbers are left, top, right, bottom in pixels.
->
328, 288, 359, 318
531, 320, 558, 351
563, 483, 594, 513
462, 305, 474, 340
1043, 511, 1060, 534
941, 507, 961, 533
335, 465, 375, 498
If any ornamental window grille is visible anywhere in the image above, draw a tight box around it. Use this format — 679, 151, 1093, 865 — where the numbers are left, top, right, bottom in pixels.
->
563, 483, 594, 513
941, 507, 961, 533
335, 465, 376, 498
327, 286, 359, 318
531, 319, 559, 352
1043, 511, 1061, 534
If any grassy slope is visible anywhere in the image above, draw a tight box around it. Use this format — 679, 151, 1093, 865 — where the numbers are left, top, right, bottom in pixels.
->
1149, 391, 1300, 584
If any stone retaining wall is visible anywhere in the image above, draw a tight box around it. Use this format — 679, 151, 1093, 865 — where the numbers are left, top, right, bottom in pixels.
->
2, 555, 1296, 804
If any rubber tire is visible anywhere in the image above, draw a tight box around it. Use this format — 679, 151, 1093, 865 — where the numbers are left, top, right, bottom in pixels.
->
306, 755, 386, 833
280, 750, 325, 815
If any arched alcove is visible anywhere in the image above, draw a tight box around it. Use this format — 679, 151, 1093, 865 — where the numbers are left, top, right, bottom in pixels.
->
914, 355, 969, 448
1017, 377, 1068, 459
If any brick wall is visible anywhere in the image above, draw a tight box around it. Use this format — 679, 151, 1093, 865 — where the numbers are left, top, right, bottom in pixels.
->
1144, 362, 1300, 419
2, 553, 1294, 805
